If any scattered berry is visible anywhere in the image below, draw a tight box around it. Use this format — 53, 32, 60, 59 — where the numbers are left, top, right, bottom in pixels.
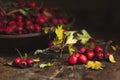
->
78, 54, 87, 64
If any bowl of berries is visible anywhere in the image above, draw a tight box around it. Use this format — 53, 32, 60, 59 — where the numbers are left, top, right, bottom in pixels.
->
0, 0, 72, 52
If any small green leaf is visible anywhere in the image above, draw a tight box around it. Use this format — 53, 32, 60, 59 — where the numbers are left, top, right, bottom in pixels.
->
77, 29, 91, 44
39, 64, 48, 68
19, 9, 28, 16
66, 31, 78, 45
47, 62, 52, 67
43, 27, 49, 34
43, 11, 52, 17
39, 62, 52, 68
68, 45, 75, 55
55, 25, 64, 40
33, 58, 40, 63
109, 54, 116, 63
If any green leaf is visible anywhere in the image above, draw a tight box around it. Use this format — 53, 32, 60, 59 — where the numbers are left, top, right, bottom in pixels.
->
43, 11, 52, 17
39, 62, 52, 68
33, 58, 40, 63
109, 54, 116, 63
53, 37, 62, 45
43, 27, 49, 34
55, 25, 64, 40
39, 64, 48, 68
85, 61, 103, 70
66, 31, 78, 45
19, 9, 28, 16
68, 45, 75, 55
77, 29, 91, 44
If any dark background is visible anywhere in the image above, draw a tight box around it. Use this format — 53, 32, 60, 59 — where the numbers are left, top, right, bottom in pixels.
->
43, 0, 120, 40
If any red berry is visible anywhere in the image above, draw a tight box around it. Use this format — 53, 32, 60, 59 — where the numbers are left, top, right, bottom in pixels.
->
26, 58, 34, 67
5, 26, 14, 34
57, 18, 63, 24
13, 57, 21, 66
72, 53, 80, 58
34, 24, 41, 32
104, 51, 110, 60
17, 27, 24, 34
37, 16, 45, 23
19, 60, 27, 68
78, 54, 87, 64
26, 24, 34, 31
86, 51, 95, 60
68, 55, 78, 65
41, 14, 48, 21
28, 1, 36, 8
96, 52, 104, 61
86, 48, 93, 52
49, 41, 54, 47
95, 46, 103, 53
79, 46, 86, 53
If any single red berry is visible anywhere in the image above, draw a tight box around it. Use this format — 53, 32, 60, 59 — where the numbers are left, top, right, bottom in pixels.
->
94, 46, 103, 53
34, 24, 41, 32
57, 18, 64, 24
86, 51, 95, 60
28, 1, 36, 8
86, 48, 93, 52
26, 58, 34, 67
41, 14, 48, 21
17, 21, 23, 27
13, 57, 21, 66
49, 41, 54, 47
26, 24, 34, 31
78, 54, 87, 64
68, 55, 78, 65
96, 52, 104, 61
104, 51, 110, 60
5, 26, 14, 34
72, 53, 80, 58
79, 46, 86, 53
37, 16, 45, 23
19, 60, 27, 68
17, 27, 24, 34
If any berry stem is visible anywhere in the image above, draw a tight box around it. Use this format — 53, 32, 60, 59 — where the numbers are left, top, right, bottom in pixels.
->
15, 48, 23, 59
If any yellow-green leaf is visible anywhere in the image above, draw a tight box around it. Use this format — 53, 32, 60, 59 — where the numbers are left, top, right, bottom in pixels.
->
33, 58, 40, 63
19, 9, 28, 16
39, 64, 48, 68
68, 45, 75, 55
55, 25, 64, 40
66, 31, 78, 45
85, 61, 94, 69
77, 29, 91, 44
85, 61, 103, 70
111, 45, 117, 51
39, 62, 52, 68
94, 61, 103, 70
43, 27, 49, 34
109, 54, 116, 63
47, 62, 52, 67
53, 38, 62, 45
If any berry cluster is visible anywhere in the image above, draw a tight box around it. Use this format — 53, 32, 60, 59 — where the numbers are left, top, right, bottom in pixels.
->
68, 41, 111, 65
0, 1, 69, 35
13, 57, 34, 68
